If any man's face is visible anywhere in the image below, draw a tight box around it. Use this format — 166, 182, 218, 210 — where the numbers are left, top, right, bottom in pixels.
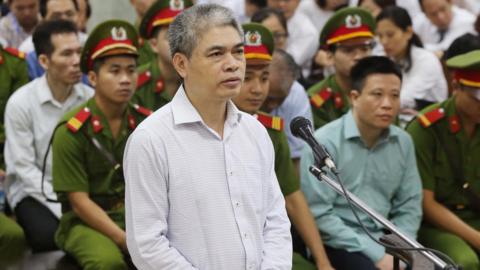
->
421, 0, 453, 31
129, 0, 155, 18
454, 84, 480, 123
149, 26, 171, 67
10, 0, 39, 30
89, 56, 138, 105
175, 25, 246, 103
45, 0, 78, 23
332, 37, 373, 78
267, 0, 300, 19
232, 64, 270, 114
42, 32, 82, 86
350, 73, 401, 131
262, 61, 291, 112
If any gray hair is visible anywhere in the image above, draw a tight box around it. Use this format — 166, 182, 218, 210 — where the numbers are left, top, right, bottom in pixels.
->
168, 4, 243, 59
271, 49, 300, 92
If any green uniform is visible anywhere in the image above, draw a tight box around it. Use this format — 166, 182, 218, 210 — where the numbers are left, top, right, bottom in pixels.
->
0, 46, 29, 167
406, 97, 480, 270
137, 39, 156, 67
52, 99, 150, 270
133, 60, 172, 111
307, 75, 350, 130
0, 213, 25, 266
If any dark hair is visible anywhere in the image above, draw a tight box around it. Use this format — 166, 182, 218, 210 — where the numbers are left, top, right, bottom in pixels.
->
251, 7, 288, 35
443, 33, 480, 60
33, 19, 77, 56
272, 49, 300, 80
246, 0, 266, 9
39, 0, 78, 18
359, 0, 396, 9
351, 56, 402, 92
377, 6, 423, 72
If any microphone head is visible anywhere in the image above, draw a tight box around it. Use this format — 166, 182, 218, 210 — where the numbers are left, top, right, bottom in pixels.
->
290, 116, 313, 138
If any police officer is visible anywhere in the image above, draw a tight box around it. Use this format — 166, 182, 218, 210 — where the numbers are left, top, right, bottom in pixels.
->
52, 20, 151, 269
307, 7, 375, 129
0, 45, 27, 268
407, 50, 480, 270
232, 22, 334, 270
135, 0, 192, 111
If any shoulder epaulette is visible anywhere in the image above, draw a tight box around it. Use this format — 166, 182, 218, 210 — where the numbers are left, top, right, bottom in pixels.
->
417, 108, 445, 128
310, 88, 333, 108
136, 70, 152, 89
132, 103, 152, 116
4, 47, 25, 59
255, 112, 284, 131
67, 107, 91, 132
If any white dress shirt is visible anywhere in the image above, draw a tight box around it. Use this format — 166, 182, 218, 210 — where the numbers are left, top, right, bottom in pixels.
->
270, 81, 313, 159
124, 86, 292, 270
4, 75, 93, 218
297, 0, 335, 33
286, 10, 319, 78
399, 46, 448, 122
413, 5, 475, 52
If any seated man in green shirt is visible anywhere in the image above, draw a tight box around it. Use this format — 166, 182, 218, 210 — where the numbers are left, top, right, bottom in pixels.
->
232, 22, 334, 270
407, 50, 480, 270
301, 56, 422, 270
52, 20, 151, 270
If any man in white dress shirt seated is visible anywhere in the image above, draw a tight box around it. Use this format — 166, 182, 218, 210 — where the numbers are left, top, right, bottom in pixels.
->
414, 0, 476, 57
123, 4, 292, 270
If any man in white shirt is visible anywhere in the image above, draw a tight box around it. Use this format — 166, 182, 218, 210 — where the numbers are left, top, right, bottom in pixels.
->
123, 4, 292, 270
267, 0, 318, 78
414, 0, 475, 56
4, 19, 93, 253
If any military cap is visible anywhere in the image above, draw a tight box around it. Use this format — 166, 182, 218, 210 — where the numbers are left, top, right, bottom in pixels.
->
447, 50, 480, 87
320, 7, 375, 48
242, 23, 275, 63
139, 0, 193, 39
81, 20, 139, 73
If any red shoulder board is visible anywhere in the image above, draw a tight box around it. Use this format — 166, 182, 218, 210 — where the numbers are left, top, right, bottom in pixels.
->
67, 107, 91, 132
155, 78, 164, 93
418, 108, 445, 128
333, 92, 343, 109
449, 115, 461, 134
4, 47, 25, 59
255, 112, 284, 131
310, 88, 333, 108
136, 70, 151, 89
133, 104, 152, 116
90, 115, 103, 133
128, 114, 137, 130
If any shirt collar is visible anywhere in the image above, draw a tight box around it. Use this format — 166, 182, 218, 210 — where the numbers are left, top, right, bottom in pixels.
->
343, 110, 399, 141
171, 85, 242, 126
37, 75, 82, 105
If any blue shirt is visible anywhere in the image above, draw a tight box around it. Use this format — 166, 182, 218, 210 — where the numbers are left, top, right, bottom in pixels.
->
300, 110, 422, 263
270, 81, 313, 159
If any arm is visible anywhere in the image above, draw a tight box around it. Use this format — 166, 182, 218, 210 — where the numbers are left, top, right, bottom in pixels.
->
285, 190, 334, 270
123, 129, 197, 270
68, 191, 127, 251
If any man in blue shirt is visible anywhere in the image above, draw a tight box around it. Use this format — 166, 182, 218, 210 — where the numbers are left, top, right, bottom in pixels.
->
301, 56, 422, 270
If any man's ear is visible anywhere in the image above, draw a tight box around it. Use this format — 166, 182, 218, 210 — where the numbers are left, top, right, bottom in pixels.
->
349, 89, 360, 105
87, 70, 97, 88
38, 54, 49, 71
148, 37, 159, 54
172, 52, 188, 79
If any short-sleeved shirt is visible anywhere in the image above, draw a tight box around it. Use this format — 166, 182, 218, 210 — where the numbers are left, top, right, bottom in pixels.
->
52, 98, 149, 246
307, 75, 350, 129
406, 97, 480, 217
133, 60, 173, 111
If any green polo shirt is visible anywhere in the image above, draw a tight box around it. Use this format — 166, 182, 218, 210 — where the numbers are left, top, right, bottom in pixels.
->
407, 97, 480, 218
133, 60, 173, 111
307, 75, 350, 130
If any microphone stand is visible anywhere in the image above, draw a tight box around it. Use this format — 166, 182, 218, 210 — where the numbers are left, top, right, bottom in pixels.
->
309, 165, 457, 270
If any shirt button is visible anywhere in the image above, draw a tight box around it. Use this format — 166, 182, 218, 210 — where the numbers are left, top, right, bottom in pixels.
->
235, 202, 240, 207
230, 171, 233, 176
244, 233, 248, 239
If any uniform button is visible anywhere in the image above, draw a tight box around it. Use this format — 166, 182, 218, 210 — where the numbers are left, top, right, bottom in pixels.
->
463, 182, 469, 189
456, 204, 465, 210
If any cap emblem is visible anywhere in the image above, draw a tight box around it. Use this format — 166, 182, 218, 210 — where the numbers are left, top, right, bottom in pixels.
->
111, 27, 127, 41
345, 14, 361, 29
170, 0, 184, 10
245, 31, 262, 46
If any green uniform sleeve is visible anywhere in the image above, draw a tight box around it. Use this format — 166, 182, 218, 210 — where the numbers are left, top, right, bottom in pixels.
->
271, 129, 299, 196
10, 58, 28, 92
406, 119, 436, 191
52, 124, 89, 195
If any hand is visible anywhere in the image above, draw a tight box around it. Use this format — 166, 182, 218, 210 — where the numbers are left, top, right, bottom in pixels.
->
375, 254, 395, 270
314, 49, 334, 68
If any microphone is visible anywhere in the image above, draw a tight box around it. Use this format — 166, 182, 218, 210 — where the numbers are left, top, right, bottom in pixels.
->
290, 116, 336, 172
